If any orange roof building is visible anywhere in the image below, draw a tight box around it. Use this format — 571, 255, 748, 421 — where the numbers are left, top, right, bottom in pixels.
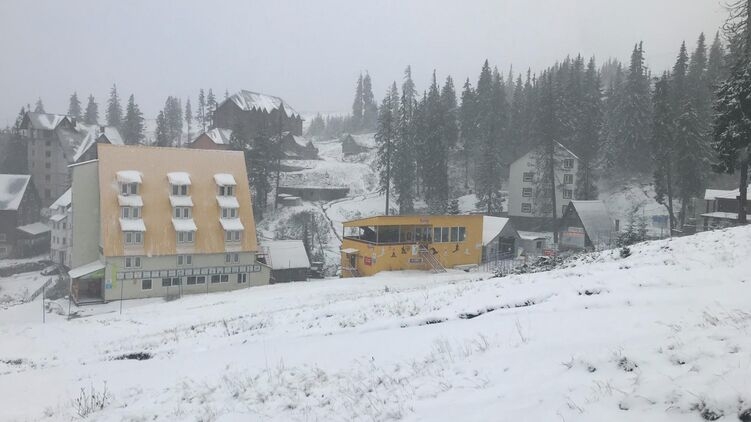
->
68, 143, 269, 304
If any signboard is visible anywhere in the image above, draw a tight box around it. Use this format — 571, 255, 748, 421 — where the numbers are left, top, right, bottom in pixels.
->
364, 256, 372, 266
543, 249, 557, 257
409, 258, 423, 264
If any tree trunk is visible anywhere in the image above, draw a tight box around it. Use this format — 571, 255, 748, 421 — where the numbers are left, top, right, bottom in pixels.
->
739, 149, 749, 224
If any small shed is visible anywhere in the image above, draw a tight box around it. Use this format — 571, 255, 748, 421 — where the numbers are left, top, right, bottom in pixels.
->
559, 200, 614, 251
517, 231, 550, 257
481, 216, 521, 262
263, 240, 311, 283
341, 134, 370, 156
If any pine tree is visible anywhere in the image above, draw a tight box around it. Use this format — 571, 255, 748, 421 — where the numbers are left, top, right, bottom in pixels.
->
448, 199, 460, 215
122, 94, 145, 145
459, 78, 478, 189
674, 102, 709, 227
393, 66, 418, 214
474, 60, 506, 215
652, 73, 677, 230
197, 89, 207, 132
155, 110, 170, 147
34, 98, 45, 113
224, 89, 229, 100
206, 89, 217, 128
423, 71, 449, 214
106, 84, 123, 128
533, 71, 560, 236
615, 43, 653, 174
84, 95, 99, 125
352, 74, 364, 132
185, 98, 193, 143
68, 92, 82, 119
163, 96, 183, 146
507, 75, 525, 162
574, 57, 603, 200
375, 83, 399, 215
707, 32, 727, 85
307, 113, 325, 137
440, 75, 459, 149
601, 62, 624, 170
362, 72, 378, 131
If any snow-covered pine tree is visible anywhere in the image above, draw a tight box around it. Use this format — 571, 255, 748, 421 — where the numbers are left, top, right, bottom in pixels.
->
163, 96, 183, 147
155, 110, 169, 147
574, 58, 603, 200
440, 75, 458, 149
392, 66, 418, 214
351, 74, 364, 132
122, 94, 145, 145
674, 101, 709, 227
507, 75, 525, 164
601, 62, 624, 170
422, 72, 449, 214
707, 32, 727, 86
362, 72, 378, 131
615, 43, 653, 175
448, 199, 460, 215
197, 89, 206, 132
713, 0, 751, 224
206, 89, 217, 128
185, 98, 193, 144
106, 84, 123, 128
459, 78, 478, 189
474, 60, 505, 215
84, 95, 99, 125
375, 83, 399, 215
34, 98, 44, 113
68, 92, 82, 119
307, 114, 325, 137
652, 73, 677, 230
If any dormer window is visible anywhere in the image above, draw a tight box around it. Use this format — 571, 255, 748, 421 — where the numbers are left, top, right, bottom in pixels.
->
225, 230, 242, 242
177, 231, 195, 244
121, 206, 141, 219
219, 185, 234, 196
173, 206, 192, 219
117, 170, 142, 196
221, 207, 238, 219
121, 182, 139, 196
214, 173, 237, 196
172, 184, 188, 196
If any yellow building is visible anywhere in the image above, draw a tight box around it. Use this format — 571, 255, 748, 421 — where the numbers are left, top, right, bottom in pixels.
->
340, 214, 520, 277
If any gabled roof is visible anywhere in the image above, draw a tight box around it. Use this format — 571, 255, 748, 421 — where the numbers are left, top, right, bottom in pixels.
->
202, 128, 233, 145
511, 141, 580, 165
71, 124, 124, 162
223, 90, 300, 118
263, 240, 310, 269
567, 200, 613, 241
23, 112, 71, 130
704, 185, 751, 201
0, 174, 32, 211
50, 188, 72, 209
482, 216, 514, 245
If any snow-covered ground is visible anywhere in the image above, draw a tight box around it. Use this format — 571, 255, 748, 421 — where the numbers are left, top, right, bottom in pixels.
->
0, 270, 50, 306
1, 226, 750, 421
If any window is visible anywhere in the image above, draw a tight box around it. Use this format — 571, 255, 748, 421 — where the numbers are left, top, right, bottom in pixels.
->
563, 159, 574, 169
221, 208, 238, 219
62, 237, 66, 245
521, 203, 532, 213
450, 227, 459, 242
141, 279, 152, 290
562, 205, 568, 215
121, 207, 141, 219
522, 187, 533, 197
177, 255, 192, 266
211, 275, 221, 284
563, 173, 574, 184
45, 151, 51, 158
45, 139, 51, 146
219, 185, 235, 196
458, 227, 466, 242
162, 278, 171, 287
125, 231, 143, 245
174, 207, 191, 219
238, 273, 248, 284
125, 257, 141, 268
433, 227, 441, 242
535, 240, 543, 249
441, 227, 449, 243
45, 175, 50, 182
225, 253, 239, 263
220, 274, 229, 283
177, 231, 195, 243
121, 183, 139, 196
523, 172, 534, 182
172, 184, 188, 196
0, 233, 6, 242
187, 276, 197, 285
197, 276, 206, 284
225, 230, 241, 242
563, 189, 573, 199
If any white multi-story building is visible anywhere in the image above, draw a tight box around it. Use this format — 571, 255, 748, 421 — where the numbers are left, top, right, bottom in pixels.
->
49, 188, 72, 268
508, 142, 580, 225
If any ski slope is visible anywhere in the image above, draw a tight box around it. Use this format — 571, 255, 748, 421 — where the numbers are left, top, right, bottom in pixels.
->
1, 226, 750, 421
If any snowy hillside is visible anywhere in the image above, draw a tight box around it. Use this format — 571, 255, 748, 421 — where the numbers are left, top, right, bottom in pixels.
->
1, 226, 750, 421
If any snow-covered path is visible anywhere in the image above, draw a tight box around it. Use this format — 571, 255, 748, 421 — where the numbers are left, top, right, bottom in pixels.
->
2, 226, 751, 421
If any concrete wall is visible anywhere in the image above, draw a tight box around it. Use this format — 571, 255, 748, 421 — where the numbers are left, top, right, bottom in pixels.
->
70, 161, 101, 268
103, 251, 270, 301
27, 133, 70, 206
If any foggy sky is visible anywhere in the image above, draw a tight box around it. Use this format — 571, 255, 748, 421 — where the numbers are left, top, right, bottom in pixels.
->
0, 0, 727, 127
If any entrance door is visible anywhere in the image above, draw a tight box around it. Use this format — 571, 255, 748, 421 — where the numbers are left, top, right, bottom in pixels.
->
349, 253, 357, 268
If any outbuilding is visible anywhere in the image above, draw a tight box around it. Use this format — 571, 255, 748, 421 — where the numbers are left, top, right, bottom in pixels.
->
262, 240, 311, 283
558, 200, 614, 251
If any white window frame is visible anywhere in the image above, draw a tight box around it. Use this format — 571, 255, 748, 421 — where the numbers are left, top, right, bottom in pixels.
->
523, 172, 534, 182
563, 159, 574, 170
522, 187, 533, 197
221, 208, 238, 219
563, 189, 573, 199
172, 184, 188, 196
177, 231, 195, 244
219, 185, 235, 197
521, 203, 532, 213
177, 254, 192, 266
563, 173, 574, 184
125, 256, 141, 269
237, 273, 247, 284
125, 231, 143, 245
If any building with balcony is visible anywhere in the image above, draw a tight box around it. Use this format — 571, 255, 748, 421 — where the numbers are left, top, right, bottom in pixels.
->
67, 143, 269, 304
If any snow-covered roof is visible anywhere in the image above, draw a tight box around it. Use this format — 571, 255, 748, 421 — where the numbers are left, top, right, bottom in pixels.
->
568, 200, 613, 241
700, 212, 739, 220
24, 112, 70, 130
68, 123, 124, 163
292, 135, 309, 148
219, 218, 244, 231
216, 195, 240, 209
50, 214, 67, 223
482, 216, 513, 245
263, 240, 310, 270
517, 231, 549, 241
17, 222, 50, 236
203, 128, 233, 145
0, 174, 32, 211
167, 172, 191, 186
224, 90, 300, 118
68, 260, 105, 279
50, 188, 72, 209
117, 195, 143, 207
172, 218, 197, 232
214, 173, 236, 186
116, 170, 143, 184
341, 248, 359, 254
704, 185, 751, 200
169, 195, 194, 207
119, 218, 146, 232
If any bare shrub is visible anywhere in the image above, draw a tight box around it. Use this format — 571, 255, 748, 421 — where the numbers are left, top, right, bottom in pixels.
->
71, 382, 111, 418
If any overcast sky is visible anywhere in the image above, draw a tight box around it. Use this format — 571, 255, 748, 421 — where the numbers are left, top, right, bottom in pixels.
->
0, 0, 728, 127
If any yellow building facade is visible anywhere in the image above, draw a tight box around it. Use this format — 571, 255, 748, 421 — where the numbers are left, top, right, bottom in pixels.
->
340, 214, 518, 277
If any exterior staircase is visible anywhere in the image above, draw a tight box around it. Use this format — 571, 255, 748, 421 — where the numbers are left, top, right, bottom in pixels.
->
419, 245, 447, 273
